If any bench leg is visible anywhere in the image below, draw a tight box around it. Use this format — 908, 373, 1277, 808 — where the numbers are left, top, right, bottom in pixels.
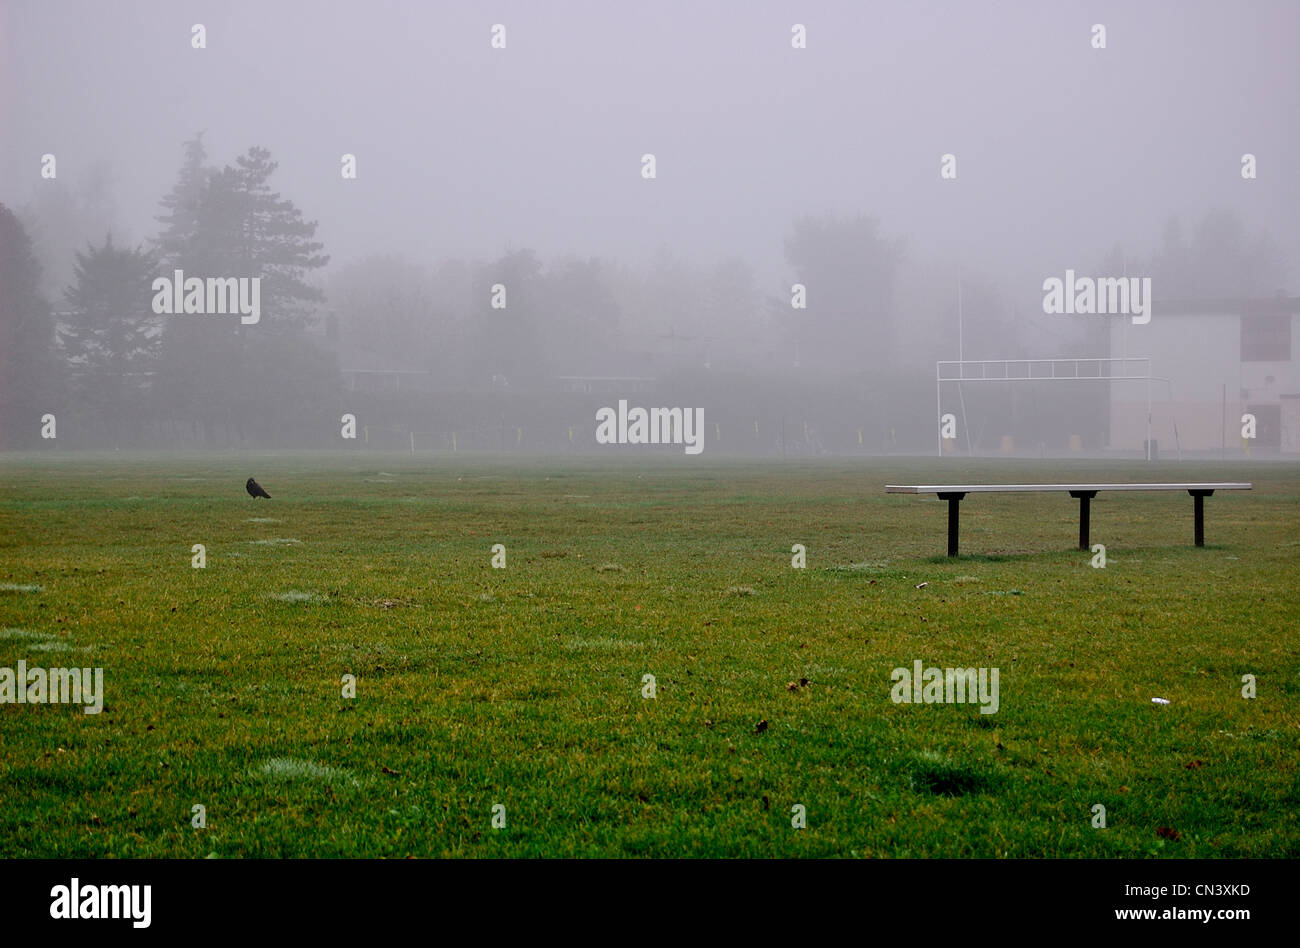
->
1069, 490, 1098, 551
1189, 489, 1214, 546
937, 492, 966, 557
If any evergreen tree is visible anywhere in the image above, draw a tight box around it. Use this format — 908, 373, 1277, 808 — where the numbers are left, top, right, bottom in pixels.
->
59, 235, 159, 445
192, 147, 329, 331
152, 143, 334, 443
154, 133, 210, 266
0, 203, 62, 447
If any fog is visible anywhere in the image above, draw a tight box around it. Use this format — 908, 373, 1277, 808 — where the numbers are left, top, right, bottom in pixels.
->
2, 0, 1296, 455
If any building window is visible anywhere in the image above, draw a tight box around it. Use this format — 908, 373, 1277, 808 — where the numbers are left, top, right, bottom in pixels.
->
1241, 314, 1291, 362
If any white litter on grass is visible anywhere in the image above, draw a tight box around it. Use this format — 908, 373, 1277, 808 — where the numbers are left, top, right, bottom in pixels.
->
246, 517, 280, 523
0, 628, 54, 640
248, 538, 300, 545
566, 637, 648, 652
826, 561, 890, 573
29, 641, 92, 653
3, 628, 88, 652
267, 591, 327, 604
257, 757, 357, 786
1152, 697, 1171, 705
0, 583, 44, 593
915, 582, 928, 589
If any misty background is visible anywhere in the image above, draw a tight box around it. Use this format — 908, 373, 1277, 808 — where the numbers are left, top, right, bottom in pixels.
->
1, 0, 1296, 453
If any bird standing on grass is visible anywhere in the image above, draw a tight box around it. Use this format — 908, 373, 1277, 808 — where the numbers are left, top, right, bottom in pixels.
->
246, 477, 271, 499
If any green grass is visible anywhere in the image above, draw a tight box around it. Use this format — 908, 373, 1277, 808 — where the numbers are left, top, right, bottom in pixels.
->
1, 451, 1297, 857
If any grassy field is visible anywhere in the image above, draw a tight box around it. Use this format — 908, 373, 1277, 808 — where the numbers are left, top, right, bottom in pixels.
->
1, 452, 1297, 858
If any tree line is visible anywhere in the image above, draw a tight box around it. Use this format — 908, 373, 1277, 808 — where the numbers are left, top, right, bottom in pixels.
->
0, 133, 1286, 450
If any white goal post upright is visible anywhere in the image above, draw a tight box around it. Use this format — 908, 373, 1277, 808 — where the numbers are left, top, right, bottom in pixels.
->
935, 357, 1155, 459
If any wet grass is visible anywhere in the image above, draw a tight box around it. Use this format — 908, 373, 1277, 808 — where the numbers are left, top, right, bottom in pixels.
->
0, 451, 1296, 857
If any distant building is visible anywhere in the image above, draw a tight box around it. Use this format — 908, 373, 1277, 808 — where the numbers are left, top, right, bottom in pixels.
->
1108, 294, 1300, 453
554, 348, 659, 395
556, 376, 656, 395
331, 337, 434, 393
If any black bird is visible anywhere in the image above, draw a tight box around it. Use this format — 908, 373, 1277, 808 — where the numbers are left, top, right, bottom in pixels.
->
246, 477, 271, 499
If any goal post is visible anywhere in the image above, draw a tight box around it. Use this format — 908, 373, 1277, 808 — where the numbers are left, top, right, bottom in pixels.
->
935, 357, 1156, 459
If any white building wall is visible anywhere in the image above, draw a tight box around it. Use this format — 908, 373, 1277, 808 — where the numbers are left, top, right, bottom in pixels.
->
1109, 312, 1299, 452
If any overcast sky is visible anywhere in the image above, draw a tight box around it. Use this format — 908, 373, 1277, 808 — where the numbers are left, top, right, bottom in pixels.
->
2, 0, 1296, 293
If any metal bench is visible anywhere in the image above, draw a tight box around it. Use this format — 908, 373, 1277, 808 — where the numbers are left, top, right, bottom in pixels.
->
885, 483, 1252, 556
